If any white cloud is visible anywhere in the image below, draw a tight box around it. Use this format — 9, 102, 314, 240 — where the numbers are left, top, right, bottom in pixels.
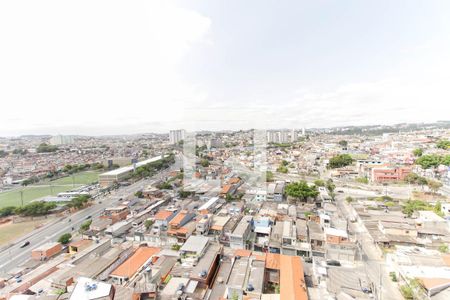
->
0, 1, 449, 135
0, 1, 211, 136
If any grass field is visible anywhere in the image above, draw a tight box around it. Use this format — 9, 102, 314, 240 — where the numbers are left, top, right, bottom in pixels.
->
0, 171, 100, 208
0, 219, 53, 246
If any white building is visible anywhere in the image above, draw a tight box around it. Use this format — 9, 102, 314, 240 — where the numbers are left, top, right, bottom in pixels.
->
169, 129, 185, 144
291, 129, 298, 143
50, 135, 74, 145
267, 131, 279, 143
279, 131, 289, 143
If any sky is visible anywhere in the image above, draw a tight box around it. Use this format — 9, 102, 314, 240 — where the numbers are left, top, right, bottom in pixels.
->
1, 0, 450, 136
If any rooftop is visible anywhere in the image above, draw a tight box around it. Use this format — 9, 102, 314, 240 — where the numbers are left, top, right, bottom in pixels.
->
110, 247, 160, 279
280, 255, 308, 300
69, 276, 112, 300
180, 235, 210, 254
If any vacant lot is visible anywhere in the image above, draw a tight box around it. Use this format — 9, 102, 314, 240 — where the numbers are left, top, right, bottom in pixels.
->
0, 219, 52, 246
0, 171, 100, 208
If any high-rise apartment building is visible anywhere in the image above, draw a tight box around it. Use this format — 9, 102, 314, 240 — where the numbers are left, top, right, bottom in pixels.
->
49, 135, 74, 145
169, 129, 185, 144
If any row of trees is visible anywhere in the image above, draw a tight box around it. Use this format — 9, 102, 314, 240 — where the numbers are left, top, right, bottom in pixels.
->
404, 173, 443, 193
62, 164, 91, 174
415, 154, 450, 169
402, 200, 443, 217
67, 195, 91, 209
0, 195, 91, 218
14, 202, 57, 216
0, 149, 28, 157
21, 176, 40, 186
132, 154, 175, 179
436, 139, 450, 150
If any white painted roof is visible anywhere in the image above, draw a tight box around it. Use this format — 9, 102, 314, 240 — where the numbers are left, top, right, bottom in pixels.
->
69, 276, 112, 300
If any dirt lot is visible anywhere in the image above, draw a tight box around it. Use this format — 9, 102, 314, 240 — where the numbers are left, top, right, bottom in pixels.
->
0, 218, 53, 247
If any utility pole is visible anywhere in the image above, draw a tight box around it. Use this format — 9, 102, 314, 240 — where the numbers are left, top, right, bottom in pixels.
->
20, 190, 24, 207
72, 174, 75, 187
379, 264, 382, 300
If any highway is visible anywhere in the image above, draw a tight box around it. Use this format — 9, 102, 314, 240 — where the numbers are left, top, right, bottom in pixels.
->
0, 155, 182, 276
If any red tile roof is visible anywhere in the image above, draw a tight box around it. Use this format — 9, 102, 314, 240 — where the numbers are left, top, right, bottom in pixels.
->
169, 211, 186, 226
265, 253, 281, 270
111, 247, 160, 279
280, 255, 308, 300
234, 249, 252, 258
154, 210, 173, 221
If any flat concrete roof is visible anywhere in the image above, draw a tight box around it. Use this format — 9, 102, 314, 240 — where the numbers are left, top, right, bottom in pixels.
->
180, 236, 210, 254
227, 257, 249, 289
232, 216, 252, 236
247, 259, 265, 294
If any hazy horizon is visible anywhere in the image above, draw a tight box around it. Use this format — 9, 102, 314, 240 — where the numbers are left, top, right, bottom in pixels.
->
0, 119, 448, 138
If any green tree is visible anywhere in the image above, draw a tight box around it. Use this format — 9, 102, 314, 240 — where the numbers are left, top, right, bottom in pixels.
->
427, 180, 443, 194
436, 139, 450, 150
80, 220, 92, 232
314, 179, 325, 187
285, 181, 319, 202
413, 148, 423, 157
345, 196, 354, 203
171, 244, 181, 251
179, 190, 193, 198
400, 285, 413, 300
356, 177, 369, 184
144, 219, 154, 230
328, 154, 353, 169
15, 202, 57, 216
0, 206, 17, 217
36, 143, 58, 153
58, 233, 72, 244
225, 193, 234, 202
200, 159, 210, 167
404, 172, 420, 184
135, 190, 144, 198
402, 200, 433, 217
434, 201, 444, 217
276, 165, 288, 173
266, 171, 274, 182
416, 154, 450, 169
338, 140, 348, 147
12, 149, 27, 155
157, 181, 172, 190
326, 179, 336, 193
0, 150, 8, 158
438, 244, 449, 253
67, 195, 90, 209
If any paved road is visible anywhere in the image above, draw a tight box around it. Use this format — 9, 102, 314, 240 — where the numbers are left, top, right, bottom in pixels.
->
0, 155, 182, 276
336, 195, 402, 300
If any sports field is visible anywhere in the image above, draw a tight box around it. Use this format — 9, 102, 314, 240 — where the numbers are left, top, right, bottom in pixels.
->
0, 171, 100, 208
